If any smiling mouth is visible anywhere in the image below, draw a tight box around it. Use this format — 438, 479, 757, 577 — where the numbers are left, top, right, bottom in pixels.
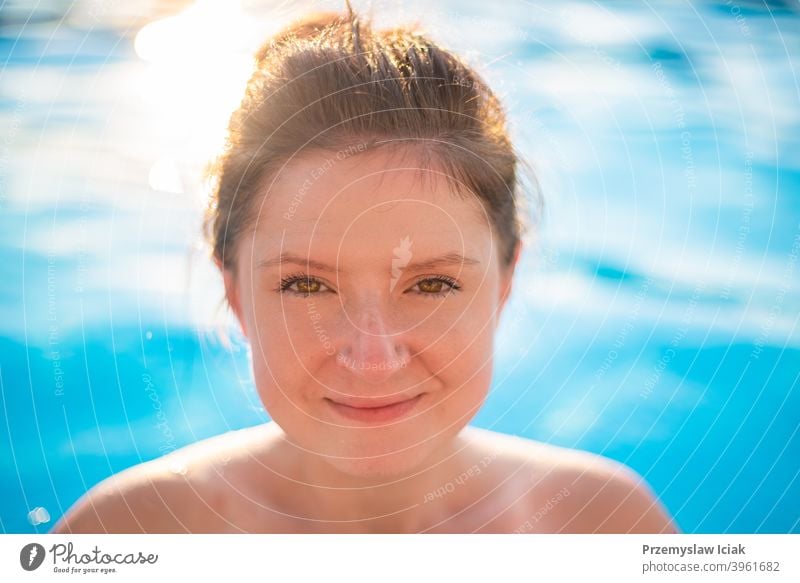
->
324, 394, 424, 423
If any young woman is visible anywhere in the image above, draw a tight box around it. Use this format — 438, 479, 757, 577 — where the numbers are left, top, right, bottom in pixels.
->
53, 6, 678, 534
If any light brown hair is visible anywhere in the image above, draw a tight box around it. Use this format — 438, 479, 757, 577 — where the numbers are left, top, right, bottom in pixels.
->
204, 3, 541, 274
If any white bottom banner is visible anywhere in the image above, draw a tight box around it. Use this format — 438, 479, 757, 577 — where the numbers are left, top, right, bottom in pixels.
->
1, 534, 798, 582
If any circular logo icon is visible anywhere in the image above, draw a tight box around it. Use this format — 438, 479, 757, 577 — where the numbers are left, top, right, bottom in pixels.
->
20, 543, 46, 571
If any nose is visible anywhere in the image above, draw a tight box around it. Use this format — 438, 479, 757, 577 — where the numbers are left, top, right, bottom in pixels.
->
335, 299, 411, 384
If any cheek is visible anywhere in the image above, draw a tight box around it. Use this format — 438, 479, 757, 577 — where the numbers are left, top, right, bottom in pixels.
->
274, 290, 341, 340
247, 296, 327, 378
241, 301, 315, 426
249, 349, 321, 449
427, 285, 499, 371
428, 328, 495, 421
418, 300, 498, 423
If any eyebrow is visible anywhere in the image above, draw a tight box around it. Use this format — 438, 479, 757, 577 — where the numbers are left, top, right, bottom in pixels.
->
256, 251, 481, 273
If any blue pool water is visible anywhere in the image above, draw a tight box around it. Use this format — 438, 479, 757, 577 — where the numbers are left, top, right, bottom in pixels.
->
1, 0, 798, 533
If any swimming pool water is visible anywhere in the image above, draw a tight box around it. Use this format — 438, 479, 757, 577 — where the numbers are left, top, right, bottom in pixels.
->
1, 0, 798, 533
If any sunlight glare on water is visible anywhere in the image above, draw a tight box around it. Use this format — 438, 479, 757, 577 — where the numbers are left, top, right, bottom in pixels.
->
0, 0, 798, 534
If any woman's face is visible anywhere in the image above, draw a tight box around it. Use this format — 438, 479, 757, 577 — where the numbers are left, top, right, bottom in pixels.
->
223, 147, 518, 479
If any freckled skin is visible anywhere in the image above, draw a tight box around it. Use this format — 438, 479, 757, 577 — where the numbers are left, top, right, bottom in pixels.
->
51, 148, 679, 534
229, 148, 508, 479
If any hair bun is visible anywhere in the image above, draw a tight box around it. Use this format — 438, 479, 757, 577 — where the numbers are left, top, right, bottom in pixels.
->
257, 1, 365, 64
256, 12, 352, 64
279, 12, 348, 41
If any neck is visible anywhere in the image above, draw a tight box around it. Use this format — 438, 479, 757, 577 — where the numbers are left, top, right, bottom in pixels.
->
265, 424, 482, 533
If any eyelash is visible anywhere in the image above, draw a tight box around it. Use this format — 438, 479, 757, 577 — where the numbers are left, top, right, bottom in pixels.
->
275, 272, 462, 298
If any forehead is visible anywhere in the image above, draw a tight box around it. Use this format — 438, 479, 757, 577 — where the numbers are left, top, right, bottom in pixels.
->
249, 147, 495, 259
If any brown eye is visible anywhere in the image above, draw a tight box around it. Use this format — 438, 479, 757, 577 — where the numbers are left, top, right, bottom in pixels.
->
418, 279, 445, 293
278, 275, 330, 296
295, 278, 321, 294
410, 276, 461, 297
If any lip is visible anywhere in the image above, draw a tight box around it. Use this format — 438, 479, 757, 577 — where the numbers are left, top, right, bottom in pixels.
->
325, 393, 424, 423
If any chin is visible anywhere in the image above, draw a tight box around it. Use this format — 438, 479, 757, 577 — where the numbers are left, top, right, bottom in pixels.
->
318, 416, 471, 482
264, 386, 484, 481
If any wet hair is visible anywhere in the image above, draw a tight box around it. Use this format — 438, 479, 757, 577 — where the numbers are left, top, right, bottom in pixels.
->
204, 2, 542, 274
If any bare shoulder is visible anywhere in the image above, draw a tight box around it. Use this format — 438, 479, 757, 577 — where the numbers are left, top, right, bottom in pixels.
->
463, 427, 680, 534
50, 425, 274, 534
